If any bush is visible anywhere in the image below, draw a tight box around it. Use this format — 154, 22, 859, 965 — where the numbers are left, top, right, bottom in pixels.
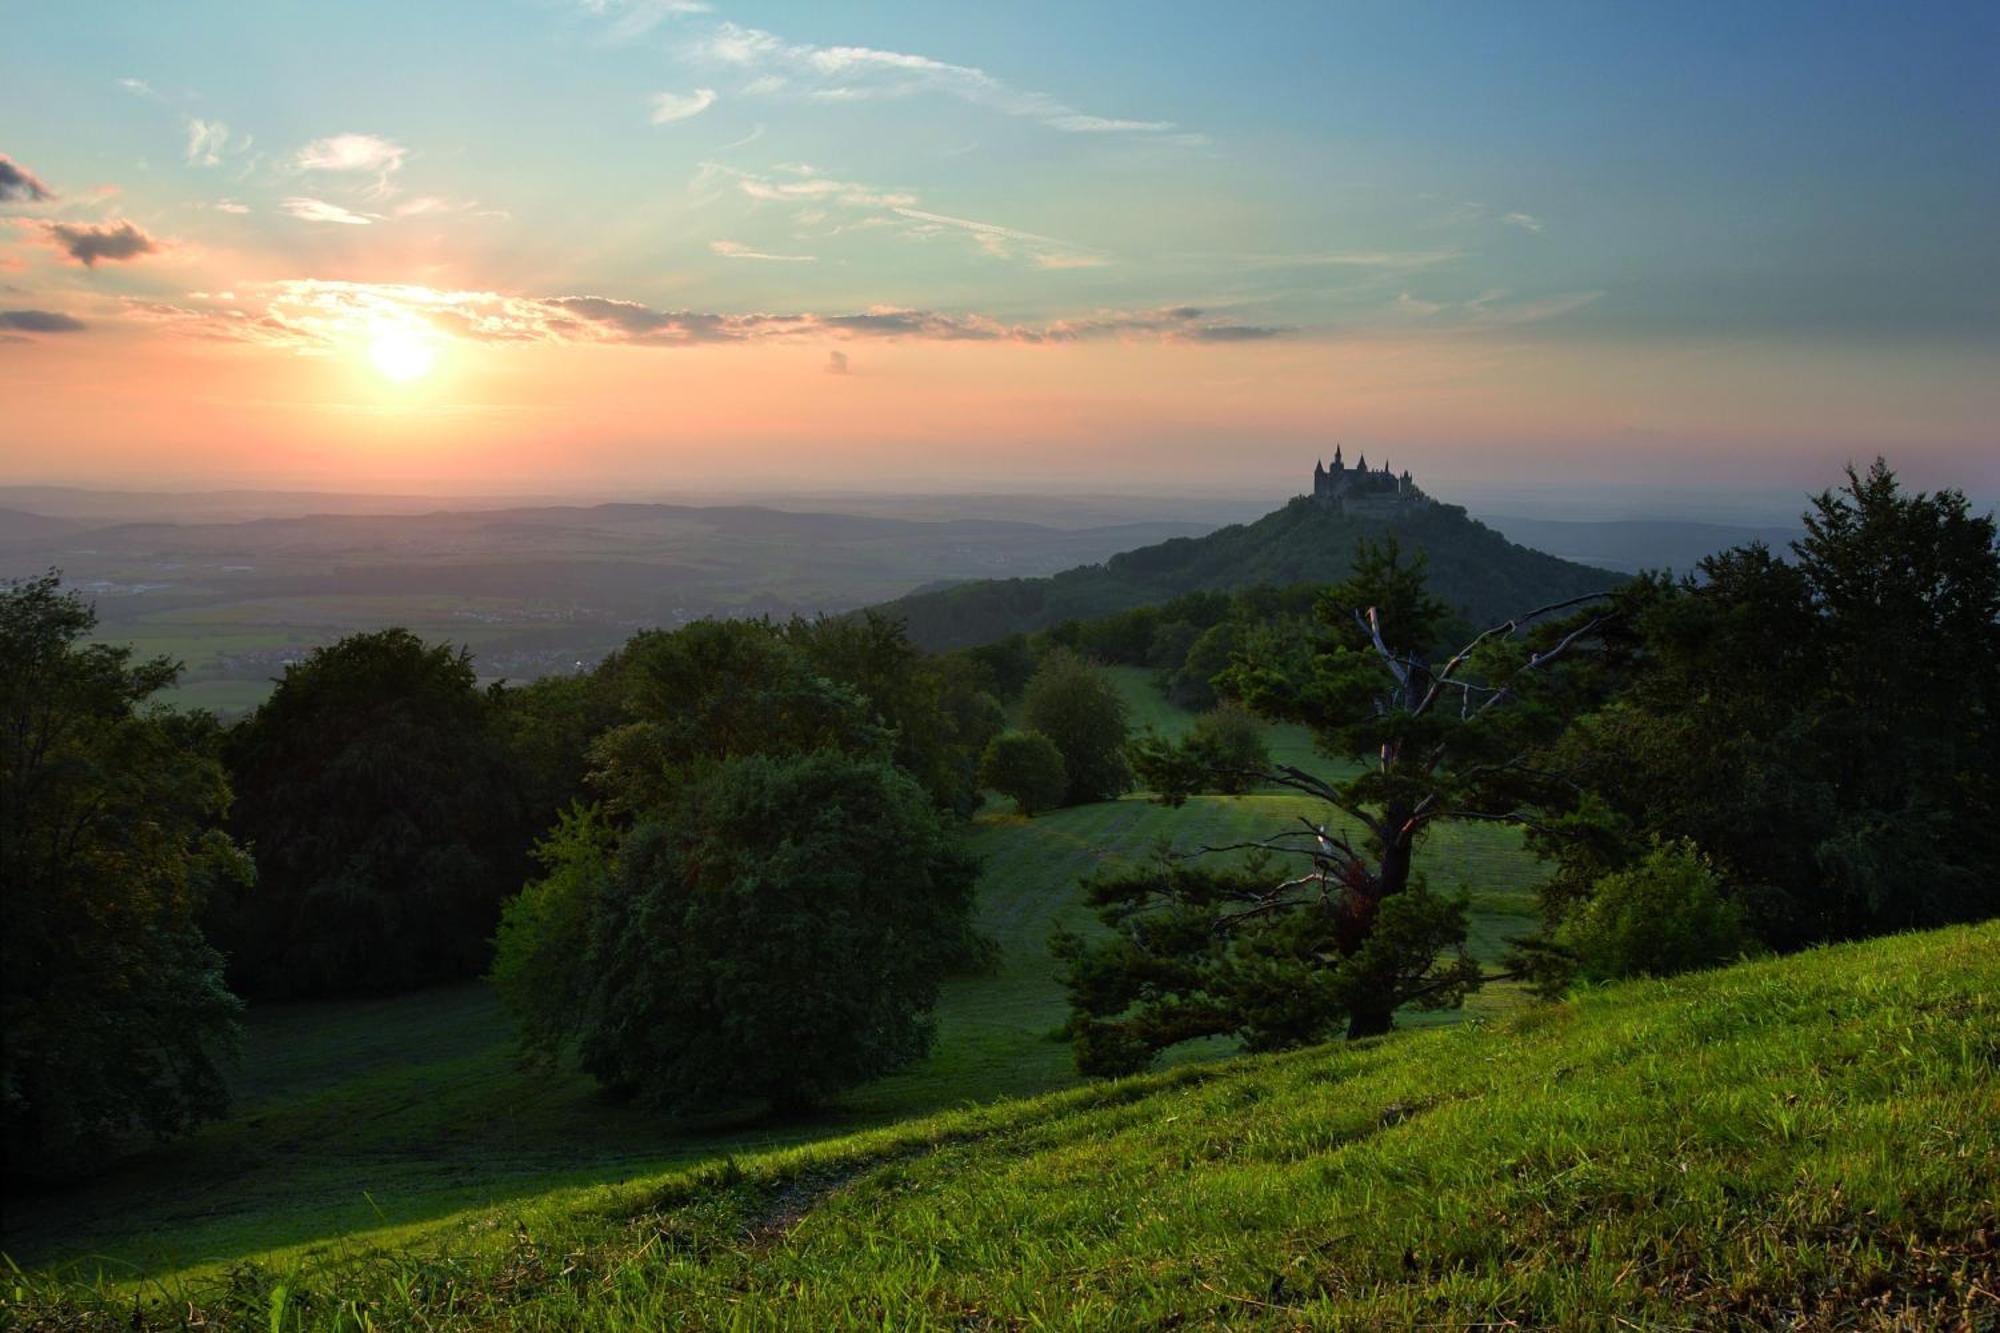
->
1555, 841, 1757, 982
1021, 648, 1132, 805
575, 752, 982, 1114
490, 804, 616, 1066
1186, 704, 1270, 794
978, 731, 1068, 816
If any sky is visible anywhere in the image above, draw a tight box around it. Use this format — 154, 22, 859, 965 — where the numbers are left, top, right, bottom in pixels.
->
2, 0, 1995, 506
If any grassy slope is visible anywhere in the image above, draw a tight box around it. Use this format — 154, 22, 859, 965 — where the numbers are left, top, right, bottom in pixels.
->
5, 673, 1541, 1281
16, 925, 1996, 1329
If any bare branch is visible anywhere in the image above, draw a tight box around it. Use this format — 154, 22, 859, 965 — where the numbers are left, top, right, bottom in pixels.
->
1263, 764, 1385, 839
1442, 807, 1559, 835
1474, 615, 1610, 717
1355, 606, 1409, 687
1418, 591, 1613, 716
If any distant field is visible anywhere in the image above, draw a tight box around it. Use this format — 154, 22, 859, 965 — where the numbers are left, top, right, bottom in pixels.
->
5, 672, 1546, 1280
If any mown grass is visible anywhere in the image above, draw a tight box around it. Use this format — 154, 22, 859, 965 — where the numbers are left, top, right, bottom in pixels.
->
3, 672, 1543, 1285
11, 924, 1993, 1330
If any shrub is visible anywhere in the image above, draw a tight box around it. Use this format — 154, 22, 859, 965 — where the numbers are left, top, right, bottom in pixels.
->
1185, 704, 1270, 794
1021, 648, 1132, 805
978, 731, 1068, 816
489, 804, 616, 1066
1555, 840, 1757, 982
576, 752, 982, 1114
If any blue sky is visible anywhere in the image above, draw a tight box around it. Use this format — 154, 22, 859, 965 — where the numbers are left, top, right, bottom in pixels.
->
2, 1, 1994, 496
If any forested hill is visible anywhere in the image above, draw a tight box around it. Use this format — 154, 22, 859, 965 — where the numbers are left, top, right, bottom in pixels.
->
879, 496, 1624, 649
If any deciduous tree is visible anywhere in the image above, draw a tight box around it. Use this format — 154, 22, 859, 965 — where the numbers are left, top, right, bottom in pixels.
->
1, 574, 247, 1176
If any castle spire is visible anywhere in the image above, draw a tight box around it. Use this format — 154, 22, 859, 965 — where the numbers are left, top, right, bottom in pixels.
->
1357, 452, 1368, 472
1332, 444, 1344, 469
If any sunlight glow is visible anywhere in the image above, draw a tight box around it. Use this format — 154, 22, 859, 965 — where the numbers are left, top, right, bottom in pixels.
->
369, 329, 436, 383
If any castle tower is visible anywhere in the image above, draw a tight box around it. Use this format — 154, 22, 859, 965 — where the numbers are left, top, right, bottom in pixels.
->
1332, 444, 1344, 470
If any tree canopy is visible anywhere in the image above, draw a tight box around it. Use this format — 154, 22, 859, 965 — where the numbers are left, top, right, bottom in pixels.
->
568, 752, 980, 1113
1528, 461, 2000, 963
1, 573, 246, 1177
1021, 648, 1133, 806
217, 628, 529, 996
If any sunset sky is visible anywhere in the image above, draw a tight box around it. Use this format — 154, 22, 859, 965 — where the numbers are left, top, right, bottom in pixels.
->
3, 1, 1995, 502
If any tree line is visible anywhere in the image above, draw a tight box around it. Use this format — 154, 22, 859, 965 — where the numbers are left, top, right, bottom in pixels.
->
4, 460, 1993, 1177
0, 584, 1147, 1175
1058, 462, 1998, 1071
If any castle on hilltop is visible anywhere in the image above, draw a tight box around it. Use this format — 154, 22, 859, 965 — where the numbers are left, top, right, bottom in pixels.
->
1309, 447, 1429, 515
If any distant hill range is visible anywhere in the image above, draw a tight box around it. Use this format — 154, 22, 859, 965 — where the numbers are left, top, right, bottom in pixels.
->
1479, 515, 1804, 575
878, 493, 1626, 650
0, 501, 1213, 627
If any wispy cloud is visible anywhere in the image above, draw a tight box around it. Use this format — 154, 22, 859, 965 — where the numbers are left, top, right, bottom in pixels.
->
1500, 211, 1545, 233
1396, 287, 1599, 330
125, 280, 1286, 352
294, 133, 407, 194
281, 196, 375, 225
0, 154, 55, 203
31, 219, 164, 267
184, 118, 248, 167
580, 0, 710, 43
650, 88, 718, 125
215, 199, 251, 214
890, 205, 1106, 266
712, 163, 917, 210
826, 349, 849, 374
711, 239, 815, 262
1032, 252, 1113, 270
683, 21, 1196, 141
707, 163, 1104, 268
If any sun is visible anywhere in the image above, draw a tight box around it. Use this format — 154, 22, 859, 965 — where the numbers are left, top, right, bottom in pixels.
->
368, 328, 436, 383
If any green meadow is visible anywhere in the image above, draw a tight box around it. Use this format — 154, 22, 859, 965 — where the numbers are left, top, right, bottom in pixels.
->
5, 673, 1544, 1284
13, 924, 1994, 1328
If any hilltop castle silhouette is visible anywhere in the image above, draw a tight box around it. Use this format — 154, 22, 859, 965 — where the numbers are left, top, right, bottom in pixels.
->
1310, 447, 1428, 514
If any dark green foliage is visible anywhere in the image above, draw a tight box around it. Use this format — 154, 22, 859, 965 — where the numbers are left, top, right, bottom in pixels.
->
489, 804, 617, 1065
574, 753, 982, 1113
1020, 648, 1133, 805
490, 619, 989, 1111
495, 670, 627, 838
978, 730, 1068, 816
218, 629, 529, 996
1552, 841, 1757, 984
1063, 540, 1613, 1068
957, 633, 1038, 702
1533, 461, 2000, 953
1, 573, 246, 1177
1057, 854, 1479, 1075
787, 611, 1003, 816
881, 495, 1619, 650
1127, 702, 1272, 800
1163, 620, 1238, 708
586, 618, 889, 818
